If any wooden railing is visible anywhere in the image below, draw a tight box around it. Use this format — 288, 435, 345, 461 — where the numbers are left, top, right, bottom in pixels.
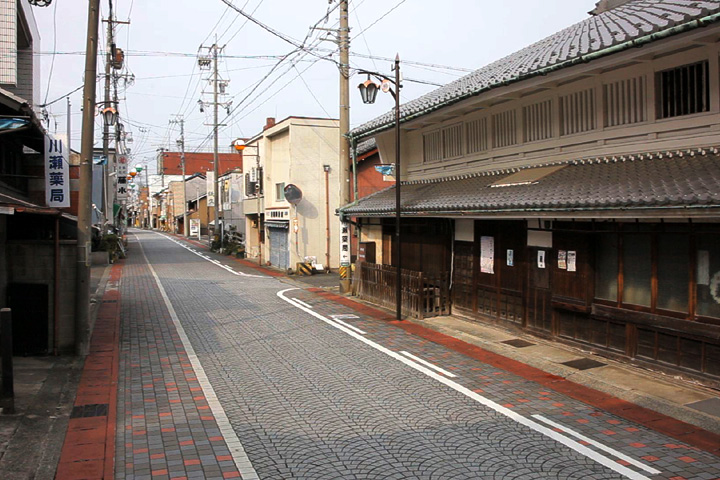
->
356, 263, 451, 319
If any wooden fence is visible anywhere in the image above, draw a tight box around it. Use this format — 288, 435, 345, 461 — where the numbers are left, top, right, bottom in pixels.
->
356, 263, 450, 319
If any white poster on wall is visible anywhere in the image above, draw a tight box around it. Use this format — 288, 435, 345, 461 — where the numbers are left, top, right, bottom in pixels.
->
480, 236, 494, 274
45, 134, 70, 208
538, 250, 546, 269
567, 251, 577, 272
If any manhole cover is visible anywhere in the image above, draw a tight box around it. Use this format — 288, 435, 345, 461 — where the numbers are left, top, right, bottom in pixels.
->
501, 339, 536, 348
686, 397, 720, 417
561, 358, 607, 370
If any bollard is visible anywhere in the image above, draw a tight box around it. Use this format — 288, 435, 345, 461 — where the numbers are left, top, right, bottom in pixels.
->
0, 308, 14, 414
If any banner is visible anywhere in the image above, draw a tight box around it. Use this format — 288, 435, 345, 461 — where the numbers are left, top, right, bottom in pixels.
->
116, 154, 128, 200
206, 171, 215, 207
45, 134, 70, 208
340, 221, 351, 267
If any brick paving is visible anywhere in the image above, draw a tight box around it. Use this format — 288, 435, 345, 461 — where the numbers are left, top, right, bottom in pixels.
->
116, 242, 241, 480
56, 263, 123, 480
110, 230, 720, 480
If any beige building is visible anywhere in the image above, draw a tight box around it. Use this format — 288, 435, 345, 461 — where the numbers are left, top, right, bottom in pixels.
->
343, 0, 720, 386
243, 117, 340, 271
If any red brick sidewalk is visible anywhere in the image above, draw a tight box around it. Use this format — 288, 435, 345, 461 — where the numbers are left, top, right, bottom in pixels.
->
55, 262, 123, 480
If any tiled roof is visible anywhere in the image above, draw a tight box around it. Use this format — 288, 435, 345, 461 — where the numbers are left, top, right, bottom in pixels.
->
339, 148, 720, 216
349, 0, 720, 139
356, 138, 377, 156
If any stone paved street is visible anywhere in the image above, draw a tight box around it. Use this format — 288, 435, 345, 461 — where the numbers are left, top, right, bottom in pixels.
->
114, 230, 720, 480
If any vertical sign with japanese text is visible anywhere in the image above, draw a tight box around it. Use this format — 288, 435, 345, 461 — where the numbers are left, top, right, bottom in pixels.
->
116, 155, 128, 200
206, 171, 216, 207
45, 134, 70, 208
340, 221, 351, 267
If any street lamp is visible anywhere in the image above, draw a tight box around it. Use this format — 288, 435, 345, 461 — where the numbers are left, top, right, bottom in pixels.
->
101, 107, 118, 127
356, 54, 403, 321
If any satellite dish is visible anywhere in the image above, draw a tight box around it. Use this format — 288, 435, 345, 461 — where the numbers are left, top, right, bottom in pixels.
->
284, 184, 303, 205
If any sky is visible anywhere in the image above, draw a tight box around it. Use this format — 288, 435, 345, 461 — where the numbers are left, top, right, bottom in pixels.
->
32, 0, 594, 174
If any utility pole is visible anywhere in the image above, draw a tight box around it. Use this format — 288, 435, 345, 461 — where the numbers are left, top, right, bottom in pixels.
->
338, 0, 352, 293
66, 97, 71, 149
76, 0, 101, 356
102, 3, 113, 230
198, 41, 229, 248
212, 44, 220, 246
171, 116, 188, 237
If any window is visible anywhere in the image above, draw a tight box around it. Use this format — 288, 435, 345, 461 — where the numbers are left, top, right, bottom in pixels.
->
423, 130, 442, 162
466, 117, 488, 154
275, 182, 285, 202
604, 76, 647, 127
560, 88, 596, 136
595, 234, 618, 301
442, 123, 463, 159
523, 100, 553, 142
657, 61, 709, 119
492, 110, 517, 148
657, 235, 689, 313
423, 124, 463, 162
696, 235, 720, 319
622, 234, 652, 307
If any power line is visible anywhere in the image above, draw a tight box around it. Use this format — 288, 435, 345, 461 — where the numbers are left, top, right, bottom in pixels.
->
42, 0, 59, 105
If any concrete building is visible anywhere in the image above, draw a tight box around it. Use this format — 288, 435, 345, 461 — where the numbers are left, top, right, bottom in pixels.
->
243, 117, 340, 271
343, 0, 720, 387
0, 4, 83, 355
0, 0, 40, 106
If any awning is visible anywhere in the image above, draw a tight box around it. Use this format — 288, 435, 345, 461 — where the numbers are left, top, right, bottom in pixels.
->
266, 220, 289, 229
339, 149, 720, 218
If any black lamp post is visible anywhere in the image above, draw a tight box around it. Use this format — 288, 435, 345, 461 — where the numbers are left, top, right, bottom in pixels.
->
357, 54, 403, 320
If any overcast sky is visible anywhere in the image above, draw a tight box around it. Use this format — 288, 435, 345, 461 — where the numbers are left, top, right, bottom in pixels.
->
33, 0, 594, 173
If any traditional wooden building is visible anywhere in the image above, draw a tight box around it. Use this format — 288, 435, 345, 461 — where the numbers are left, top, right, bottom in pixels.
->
342, 0, 720, 386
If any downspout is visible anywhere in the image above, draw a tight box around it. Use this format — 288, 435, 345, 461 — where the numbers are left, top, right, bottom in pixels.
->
351, 138, 358, 202
324, 165, 331, 269
54, 215, 60, 356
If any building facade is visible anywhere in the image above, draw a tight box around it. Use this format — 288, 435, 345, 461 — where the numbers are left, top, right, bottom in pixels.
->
343, 0, 720, 386
243, 117, 341, 271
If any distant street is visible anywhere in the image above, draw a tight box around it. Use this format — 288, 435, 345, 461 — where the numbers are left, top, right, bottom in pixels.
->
115, 230, 720, 480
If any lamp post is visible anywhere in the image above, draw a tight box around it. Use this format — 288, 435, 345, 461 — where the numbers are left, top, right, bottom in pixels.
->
357, 54, 402, 320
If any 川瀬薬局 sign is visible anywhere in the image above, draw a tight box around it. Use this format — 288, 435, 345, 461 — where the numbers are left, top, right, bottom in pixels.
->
45, 134, 70, 208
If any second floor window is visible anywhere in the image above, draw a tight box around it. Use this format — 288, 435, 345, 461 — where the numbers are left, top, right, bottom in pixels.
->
275, 182, 285, 202
657, 61, 709, 119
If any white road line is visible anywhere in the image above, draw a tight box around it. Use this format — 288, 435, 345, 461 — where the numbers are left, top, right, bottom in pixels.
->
532, 415, 662, 475
329, 316, 367, 335
155, 233, 265, 278
291, 299, 313, 309
400, 351, 457, 378
137, 235, 260, 480
276, 288, 652, 480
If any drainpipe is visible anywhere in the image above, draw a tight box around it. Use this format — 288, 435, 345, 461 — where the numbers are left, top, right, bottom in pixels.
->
351, 138, 358, 202
324, 164, 331, 269
54, 215, 60, 356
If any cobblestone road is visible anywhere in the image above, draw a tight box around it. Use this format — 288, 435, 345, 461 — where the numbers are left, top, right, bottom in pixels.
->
117, 230, 720, 480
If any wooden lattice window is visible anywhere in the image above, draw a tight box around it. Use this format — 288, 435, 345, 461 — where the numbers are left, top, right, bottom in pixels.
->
560, 88, 596, 136
523, 99, 553, 142
604, 76, 647, 127
466, 117, 488, 154
492, 110, 517, 148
